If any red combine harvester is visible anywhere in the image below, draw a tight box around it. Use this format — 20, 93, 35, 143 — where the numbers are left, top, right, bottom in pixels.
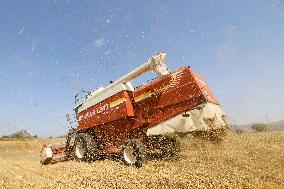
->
40, 52, 228, 167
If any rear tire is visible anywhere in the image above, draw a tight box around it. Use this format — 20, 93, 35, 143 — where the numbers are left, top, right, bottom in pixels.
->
160, 136, 180, 159
122, 139, 146, 168
74, 133, 98, 162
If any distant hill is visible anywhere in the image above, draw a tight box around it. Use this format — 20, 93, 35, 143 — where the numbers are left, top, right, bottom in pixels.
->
268, 120, 284, 131
230, 122, 252, 131
0, 129, 38, 140
231, 120, 284, 133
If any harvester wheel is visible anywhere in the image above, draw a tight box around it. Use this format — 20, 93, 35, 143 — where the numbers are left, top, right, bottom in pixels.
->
160, 136, 181, 159
122, 139, 146, 168
74, 133, 98, 162
84, 133, 99, 161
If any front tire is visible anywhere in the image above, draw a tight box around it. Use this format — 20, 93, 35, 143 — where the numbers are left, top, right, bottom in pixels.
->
122, 139, 146, 168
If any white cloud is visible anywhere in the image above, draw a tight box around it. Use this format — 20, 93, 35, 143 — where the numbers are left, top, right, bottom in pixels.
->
91, 37, 106, 48
224, 24, 238, 39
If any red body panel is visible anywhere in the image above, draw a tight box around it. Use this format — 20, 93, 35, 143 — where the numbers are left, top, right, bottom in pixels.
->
190, 69, 219, 104
76, 66, 219, 153
132, 67, 218, 128
77, 91, 134, 131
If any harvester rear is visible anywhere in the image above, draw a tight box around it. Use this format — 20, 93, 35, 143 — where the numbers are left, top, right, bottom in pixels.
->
40, 52, 229, 167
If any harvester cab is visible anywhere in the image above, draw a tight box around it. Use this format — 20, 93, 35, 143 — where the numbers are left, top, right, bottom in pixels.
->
40, 52, 229, 167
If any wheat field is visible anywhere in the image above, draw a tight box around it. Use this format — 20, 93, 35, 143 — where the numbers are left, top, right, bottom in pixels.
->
0, 131, 283, 189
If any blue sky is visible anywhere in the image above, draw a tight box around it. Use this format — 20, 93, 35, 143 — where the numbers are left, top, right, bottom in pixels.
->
0, 0, 283, 137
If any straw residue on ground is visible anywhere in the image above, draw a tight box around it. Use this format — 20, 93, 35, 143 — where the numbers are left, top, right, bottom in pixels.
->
0, 131, 283, 189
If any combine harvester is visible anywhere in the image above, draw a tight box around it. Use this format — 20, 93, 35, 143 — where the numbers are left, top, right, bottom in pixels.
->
41, 52, 229, 167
